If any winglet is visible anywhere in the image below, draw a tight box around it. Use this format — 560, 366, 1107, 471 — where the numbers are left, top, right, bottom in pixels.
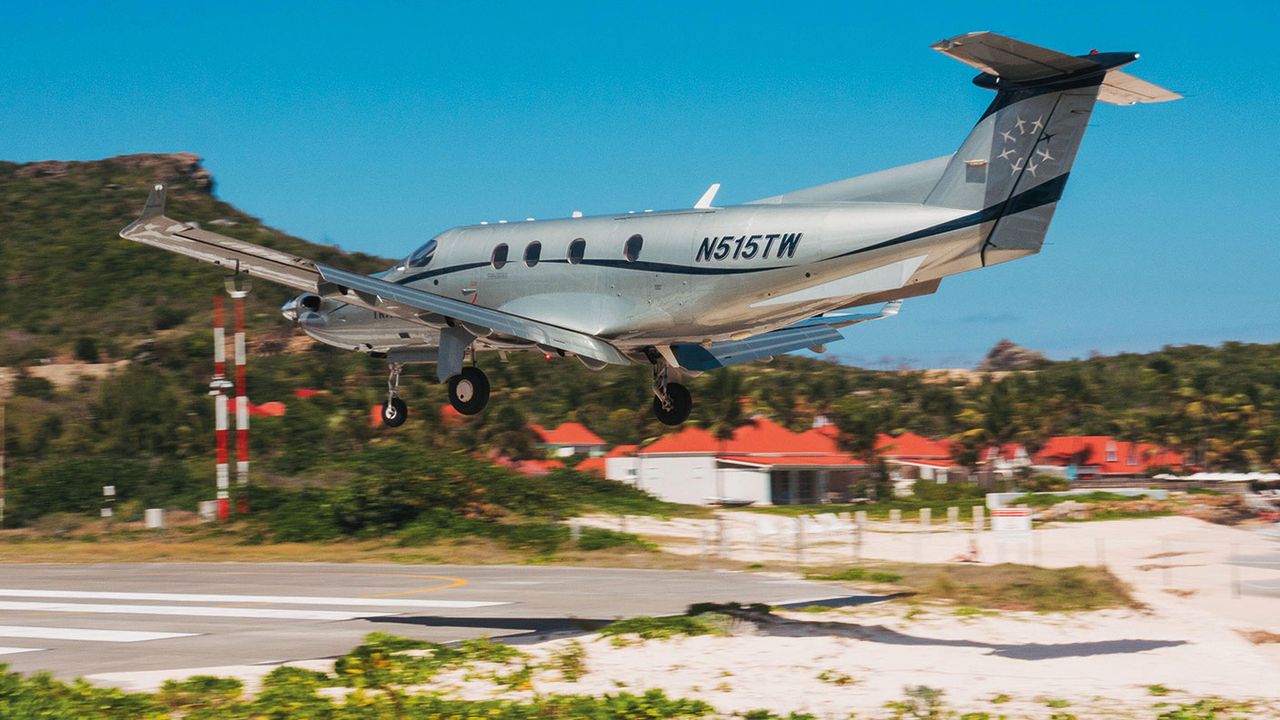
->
140, 183, 167, 220
694, 183, 720, 209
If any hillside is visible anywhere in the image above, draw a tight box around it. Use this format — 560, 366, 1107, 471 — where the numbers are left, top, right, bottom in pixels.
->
0, 154, 1278, 530
0, 153, 389, 364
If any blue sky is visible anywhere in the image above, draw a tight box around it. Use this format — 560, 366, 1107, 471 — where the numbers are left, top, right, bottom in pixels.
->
4, 2, 1276, 367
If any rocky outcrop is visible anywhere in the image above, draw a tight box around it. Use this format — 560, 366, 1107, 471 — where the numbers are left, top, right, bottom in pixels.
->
10, 152, 214, 192
978, 339, 1048, 372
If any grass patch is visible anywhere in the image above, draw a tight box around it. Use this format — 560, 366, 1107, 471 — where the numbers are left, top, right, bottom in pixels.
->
807, 567, 903, 583
598, 613, 730, 644
807, 561, 1136, 612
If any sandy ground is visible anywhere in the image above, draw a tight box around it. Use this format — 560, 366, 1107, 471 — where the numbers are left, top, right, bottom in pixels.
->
88, 515, 1280, 717
92, 602, 1279, 718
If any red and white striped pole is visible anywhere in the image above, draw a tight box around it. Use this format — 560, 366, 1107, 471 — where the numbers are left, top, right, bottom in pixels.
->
231, 290, 250, 512
212, 295, 230, 521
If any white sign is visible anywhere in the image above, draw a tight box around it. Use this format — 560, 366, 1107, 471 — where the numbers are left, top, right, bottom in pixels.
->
991, 508, 1032, 543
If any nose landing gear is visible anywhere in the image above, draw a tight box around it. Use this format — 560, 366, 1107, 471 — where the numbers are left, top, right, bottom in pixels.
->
382, 362, 408, 427
650, 354, 692, 425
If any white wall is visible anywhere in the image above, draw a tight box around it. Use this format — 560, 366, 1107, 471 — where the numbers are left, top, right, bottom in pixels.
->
633, 455, 717, 505
719, 467, 772, 505
605, 457, 639, 485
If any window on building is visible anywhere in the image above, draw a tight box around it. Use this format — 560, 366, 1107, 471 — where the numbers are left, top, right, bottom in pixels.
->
524, 241, 542, 267
491, 243, 508, 269
624, 234, 643, 262
1105, 441, 1117, 463
568, 238, 586, 264
407, 238, 438, 268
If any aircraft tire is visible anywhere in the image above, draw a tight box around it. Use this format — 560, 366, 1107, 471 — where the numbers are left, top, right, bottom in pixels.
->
382, 397, 408, 427
448, 367, 490, 415
652, 382, 692, 425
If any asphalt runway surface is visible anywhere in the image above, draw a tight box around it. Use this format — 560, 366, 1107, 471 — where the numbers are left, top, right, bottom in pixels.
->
0, 563, 861, 679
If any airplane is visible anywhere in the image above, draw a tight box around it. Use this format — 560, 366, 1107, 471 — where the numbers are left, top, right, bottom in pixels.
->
121, 32, 1179, 427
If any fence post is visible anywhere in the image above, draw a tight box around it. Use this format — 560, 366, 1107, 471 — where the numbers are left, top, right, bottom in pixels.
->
1230, 542, 1240, 599
973, 505, 985, 533
855, 511, 867, 562
919, 508, 931, 529
889, 509, 901, 528
948, 506, 959, 530
569, 518, 581, 543
794, 516, 805, 566
716, 514, 726, 558
101, 485, 115, 527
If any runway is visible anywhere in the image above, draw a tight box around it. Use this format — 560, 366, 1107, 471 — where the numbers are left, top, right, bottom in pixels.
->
0, 563, 856, 680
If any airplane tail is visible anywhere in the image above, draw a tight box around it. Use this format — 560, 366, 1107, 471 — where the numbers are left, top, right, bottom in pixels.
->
923, 32, 1179, 266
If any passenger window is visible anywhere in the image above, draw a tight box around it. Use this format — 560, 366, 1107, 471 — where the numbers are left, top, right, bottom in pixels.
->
624, 234, 643, 262
491, 243, 508, 269
408, 238, 438, 268
567, 238, 586, 264
524, 241, 542, 267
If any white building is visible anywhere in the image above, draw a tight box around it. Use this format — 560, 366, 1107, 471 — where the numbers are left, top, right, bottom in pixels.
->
608, 418, 866, 506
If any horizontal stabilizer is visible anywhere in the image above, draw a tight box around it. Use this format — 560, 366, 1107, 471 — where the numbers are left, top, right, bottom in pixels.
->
932, 31, 1101, 82
1098, 69, 1181, 105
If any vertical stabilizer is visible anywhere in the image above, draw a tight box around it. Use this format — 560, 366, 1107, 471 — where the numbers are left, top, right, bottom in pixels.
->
923, 32, 1175, 266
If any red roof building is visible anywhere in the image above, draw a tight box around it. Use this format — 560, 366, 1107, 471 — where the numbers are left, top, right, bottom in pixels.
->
530, 422, 608, 457
1033, 436, 1186, 478
618, 417, 867, 505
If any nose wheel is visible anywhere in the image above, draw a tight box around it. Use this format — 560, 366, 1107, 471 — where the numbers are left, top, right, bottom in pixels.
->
381, 362, 408, 427
447, 366, 490, 415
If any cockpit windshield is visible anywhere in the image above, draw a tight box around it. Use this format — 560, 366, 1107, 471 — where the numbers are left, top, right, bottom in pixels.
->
407, 237, 438, 268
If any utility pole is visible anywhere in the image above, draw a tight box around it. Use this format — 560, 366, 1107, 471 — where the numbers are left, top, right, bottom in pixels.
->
211, 295, 232, 521
225, 276, 251, 512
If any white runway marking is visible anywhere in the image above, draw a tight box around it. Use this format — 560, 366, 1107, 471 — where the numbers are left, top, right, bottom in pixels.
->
0, 600, 392, 621
0, 589, 507, 609
0, 625, 197, 643
0, 646, 42, 656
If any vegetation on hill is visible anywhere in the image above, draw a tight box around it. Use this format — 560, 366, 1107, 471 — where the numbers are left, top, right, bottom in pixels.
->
2, 154, 1279, 529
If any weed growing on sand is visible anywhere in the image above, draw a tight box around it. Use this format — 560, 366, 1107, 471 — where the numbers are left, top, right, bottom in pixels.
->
1155, 698, 1255, 718
952, 606, 997, 618
1149, 684, 1176, 696
546, 640, 587, 682
989, 693, 1011, 704
816, 669, 858, 686
1041, 696, 1071, 708
886, 685, 948, 719
808, 567, 903, 583
797, 604, 839, 613
598, 613, 730, 646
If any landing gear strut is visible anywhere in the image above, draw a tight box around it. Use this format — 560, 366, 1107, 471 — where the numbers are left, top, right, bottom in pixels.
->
382, 362, 408, 427
447, 366, 490, 415
650, 354, 692, 425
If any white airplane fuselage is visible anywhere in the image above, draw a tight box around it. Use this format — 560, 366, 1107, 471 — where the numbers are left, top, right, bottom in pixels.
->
299, 201, 982, 356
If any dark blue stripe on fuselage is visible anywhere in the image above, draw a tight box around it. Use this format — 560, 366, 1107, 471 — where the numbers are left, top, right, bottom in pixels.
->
393, 176, 1068, 286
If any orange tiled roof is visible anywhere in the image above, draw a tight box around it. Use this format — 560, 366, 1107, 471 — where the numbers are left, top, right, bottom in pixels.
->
640, 417, 863, 466
1034, 436, 1185, 474
531, 421, 606, 446
874, 431, 952, 459
574, 457, 607, 475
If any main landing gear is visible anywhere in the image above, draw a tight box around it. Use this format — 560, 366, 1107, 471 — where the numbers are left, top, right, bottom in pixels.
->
380, 362, 492, 428
447, 366, 490, 415
650, 354, 692, 426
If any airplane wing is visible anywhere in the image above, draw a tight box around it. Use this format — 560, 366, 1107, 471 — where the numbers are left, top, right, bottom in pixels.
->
671, 302, 902, 371
313, 264, 631, 366
120, 184, 322, 292
120, 184, 632, 367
